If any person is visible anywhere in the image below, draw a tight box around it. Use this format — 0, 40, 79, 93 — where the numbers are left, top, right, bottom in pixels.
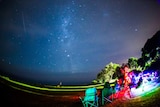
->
101, 82, 113, 105
59, 82, 62, 87
57, 82, 62, 87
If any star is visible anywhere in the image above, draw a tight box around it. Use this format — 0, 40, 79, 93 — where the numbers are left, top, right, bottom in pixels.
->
85, 59, 89, 62
67, 54, 70, 57
135, 29, 138, 32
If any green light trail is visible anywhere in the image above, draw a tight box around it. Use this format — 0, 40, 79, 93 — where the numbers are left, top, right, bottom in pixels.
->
0, 75, 103, 93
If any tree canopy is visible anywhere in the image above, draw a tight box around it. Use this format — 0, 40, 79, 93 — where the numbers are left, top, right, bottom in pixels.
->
93, 30, 160, 84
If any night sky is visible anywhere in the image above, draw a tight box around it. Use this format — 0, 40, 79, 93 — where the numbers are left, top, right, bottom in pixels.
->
0, 0, 160, 85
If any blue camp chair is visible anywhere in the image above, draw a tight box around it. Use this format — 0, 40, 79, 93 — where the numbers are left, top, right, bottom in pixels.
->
80, 87, 99, 107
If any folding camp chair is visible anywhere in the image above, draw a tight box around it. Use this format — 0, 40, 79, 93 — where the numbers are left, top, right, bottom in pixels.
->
80, 87, 99, 107
101, 82, 115, 105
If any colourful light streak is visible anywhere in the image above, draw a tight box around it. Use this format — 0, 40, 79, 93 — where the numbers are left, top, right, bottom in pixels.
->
0, 75, 104, 92
131, 82, 160, 97
112, 69, 160, 100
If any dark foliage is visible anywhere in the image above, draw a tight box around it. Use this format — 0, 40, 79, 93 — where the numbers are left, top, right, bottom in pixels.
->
139, 30, 160, 68
148, 59, 160, 70
142, 30, 160, 54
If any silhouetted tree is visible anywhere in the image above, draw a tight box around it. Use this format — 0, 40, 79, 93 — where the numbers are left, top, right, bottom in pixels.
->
142, 30, 160, 55
139, 30, 160, 69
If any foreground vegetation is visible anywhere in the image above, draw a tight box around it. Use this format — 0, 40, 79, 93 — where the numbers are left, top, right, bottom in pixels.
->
103, 87, 160, 107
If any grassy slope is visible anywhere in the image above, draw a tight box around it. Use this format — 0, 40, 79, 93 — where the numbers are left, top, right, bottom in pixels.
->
103, 87, 160, 107
0, 82, 83, 107
0, 75, 87, 107
1, 75, 160, 107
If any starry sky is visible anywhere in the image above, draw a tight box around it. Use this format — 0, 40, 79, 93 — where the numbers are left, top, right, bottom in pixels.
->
0, 0, 160, 85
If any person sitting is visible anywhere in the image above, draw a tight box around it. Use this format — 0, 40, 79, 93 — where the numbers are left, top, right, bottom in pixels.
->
101, 82, 113, 105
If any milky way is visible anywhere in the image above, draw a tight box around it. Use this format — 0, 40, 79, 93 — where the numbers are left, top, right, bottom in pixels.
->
0, 0, 160, 85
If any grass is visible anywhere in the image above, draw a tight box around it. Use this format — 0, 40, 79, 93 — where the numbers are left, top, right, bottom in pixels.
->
102, 87, 160, 107
1, 74, 160, 107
